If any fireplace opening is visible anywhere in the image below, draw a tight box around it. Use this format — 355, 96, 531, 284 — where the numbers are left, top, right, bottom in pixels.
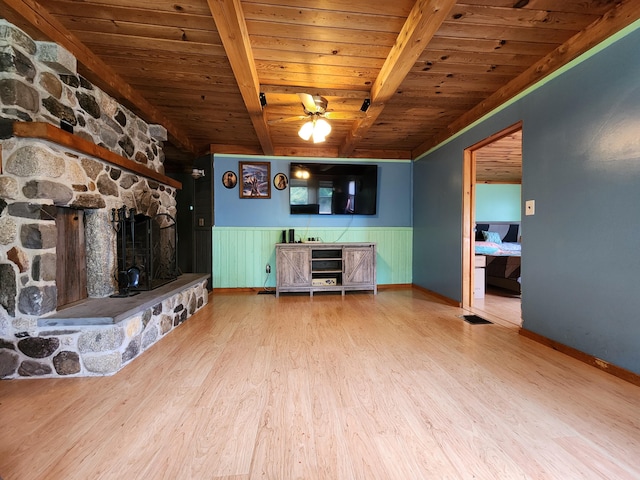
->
111, 207, 178, 297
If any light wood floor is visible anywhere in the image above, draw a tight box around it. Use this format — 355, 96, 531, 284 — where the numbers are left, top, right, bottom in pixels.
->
2, 288, 639, 479
470, 287, 523, 328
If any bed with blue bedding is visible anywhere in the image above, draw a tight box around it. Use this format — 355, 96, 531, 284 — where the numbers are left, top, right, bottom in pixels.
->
475, 222, 521, 294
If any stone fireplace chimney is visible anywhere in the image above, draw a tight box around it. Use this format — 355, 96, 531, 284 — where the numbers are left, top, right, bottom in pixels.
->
0, 20, 207, 380
1, 18, 176, 305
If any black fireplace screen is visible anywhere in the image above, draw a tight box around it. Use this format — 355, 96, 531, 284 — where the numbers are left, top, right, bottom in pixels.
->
112, 207, 178, 295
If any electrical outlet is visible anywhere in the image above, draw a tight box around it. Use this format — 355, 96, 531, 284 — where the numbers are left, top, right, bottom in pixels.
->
265, 263, 271, 274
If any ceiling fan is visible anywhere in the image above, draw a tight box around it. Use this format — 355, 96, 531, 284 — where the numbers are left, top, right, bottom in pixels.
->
268, 93, 363, 143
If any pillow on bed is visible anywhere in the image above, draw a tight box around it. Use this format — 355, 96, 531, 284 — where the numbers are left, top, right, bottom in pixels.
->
482, 230, 502, 244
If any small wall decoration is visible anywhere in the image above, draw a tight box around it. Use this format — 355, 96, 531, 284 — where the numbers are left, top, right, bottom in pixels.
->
274, 172, 288, 190
240, 161, 271, 198
222, 171, 237, 189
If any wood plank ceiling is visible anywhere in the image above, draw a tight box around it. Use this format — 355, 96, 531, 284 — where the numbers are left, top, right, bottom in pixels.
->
2, 0, 639, 178
476, 129, 522, 184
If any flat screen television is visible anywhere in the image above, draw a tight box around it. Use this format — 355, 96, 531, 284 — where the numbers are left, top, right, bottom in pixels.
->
289, 163, 378, 215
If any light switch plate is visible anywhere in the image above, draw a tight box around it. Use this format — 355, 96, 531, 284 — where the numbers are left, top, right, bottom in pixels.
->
525, 200, 535, 216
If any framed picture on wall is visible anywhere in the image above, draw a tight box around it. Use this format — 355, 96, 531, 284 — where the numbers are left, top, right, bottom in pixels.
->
274, 172, 288, 190
240, 161, 271, 198
222, 171, 237, 189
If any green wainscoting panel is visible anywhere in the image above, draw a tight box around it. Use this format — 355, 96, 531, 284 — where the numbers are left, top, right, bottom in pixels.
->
212, 227, 413, 288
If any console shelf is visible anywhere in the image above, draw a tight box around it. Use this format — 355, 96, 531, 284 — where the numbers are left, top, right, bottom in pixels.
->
275, 242, 376, 297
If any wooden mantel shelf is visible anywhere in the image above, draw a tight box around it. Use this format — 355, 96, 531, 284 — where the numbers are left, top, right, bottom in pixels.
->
11, 122, 182, 189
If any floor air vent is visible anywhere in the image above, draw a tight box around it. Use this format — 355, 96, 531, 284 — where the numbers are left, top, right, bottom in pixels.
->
462, 314, 492, 325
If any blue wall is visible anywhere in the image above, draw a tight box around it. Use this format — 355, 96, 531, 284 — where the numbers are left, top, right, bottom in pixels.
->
475, 184, 521, 222
214, 155, 412, 228
211, 155, 413, 288
413, 24, 640, 374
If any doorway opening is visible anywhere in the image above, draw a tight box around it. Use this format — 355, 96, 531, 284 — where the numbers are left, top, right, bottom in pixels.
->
462, 122, 523, 326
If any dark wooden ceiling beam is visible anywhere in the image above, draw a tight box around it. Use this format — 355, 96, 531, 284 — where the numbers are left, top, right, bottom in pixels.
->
0, 0, 198, 156
339, 0, 457, 157
206, 0, 274, 156
413, 0, 640, 158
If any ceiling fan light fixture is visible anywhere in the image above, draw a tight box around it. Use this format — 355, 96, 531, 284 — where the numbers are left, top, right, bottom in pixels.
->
315, 118, 331, 137
312, 132, 326, 143
298, 117, 331, 143
298, 121, 314, 141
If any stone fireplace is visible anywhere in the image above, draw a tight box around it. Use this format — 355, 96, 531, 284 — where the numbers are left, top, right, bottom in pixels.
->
0, 128, 208, 379
0, 20, 208, 379
0, 135, 179, 310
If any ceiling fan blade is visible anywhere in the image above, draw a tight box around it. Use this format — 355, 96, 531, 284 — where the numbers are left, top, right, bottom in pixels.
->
268, 115, 308, 125
323, 111, 365, 120
298, 93, 320, 113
